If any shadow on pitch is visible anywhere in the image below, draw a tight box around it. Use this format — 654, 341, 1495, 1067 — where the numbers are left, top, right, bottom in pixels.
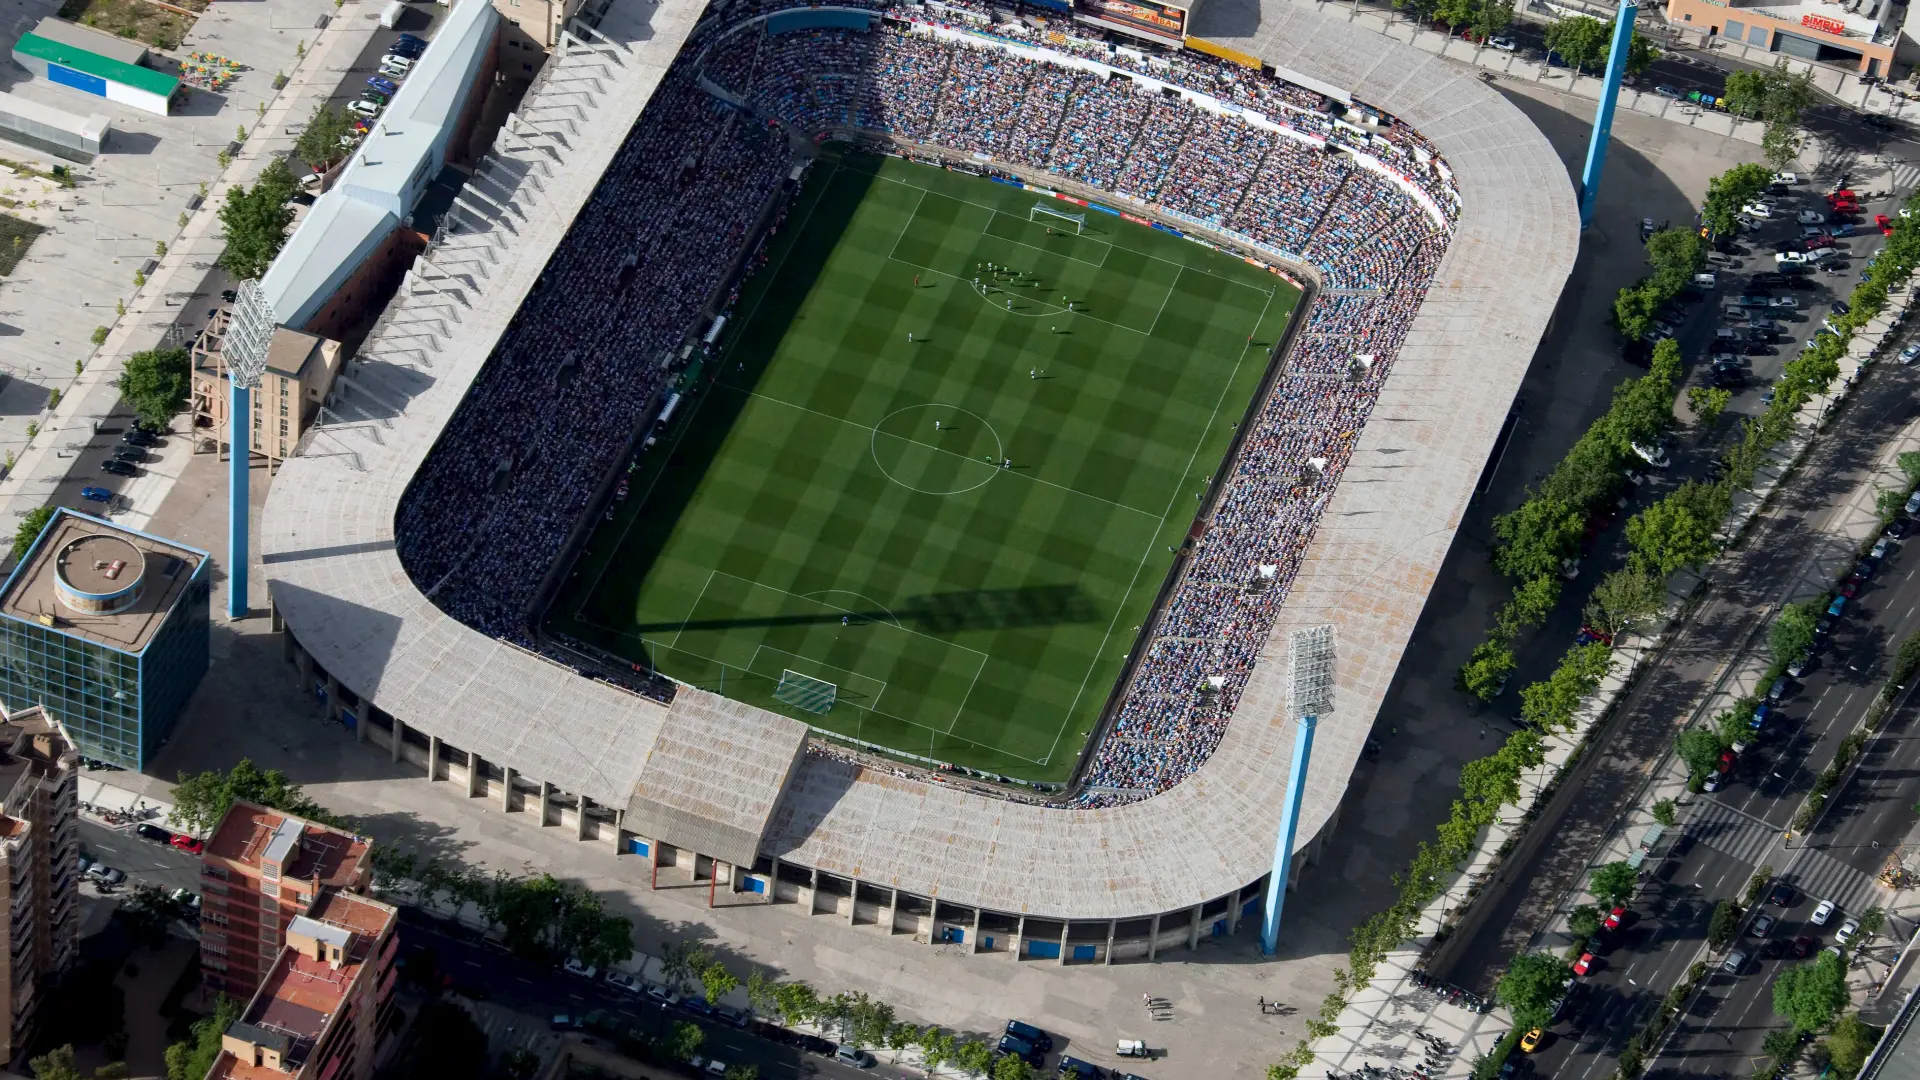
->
630, 583, 1101, 635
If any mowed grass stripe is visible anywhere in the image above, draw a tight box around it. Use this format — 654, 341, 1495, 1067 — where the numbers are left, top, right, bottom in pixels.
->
549, 151, 1300, 780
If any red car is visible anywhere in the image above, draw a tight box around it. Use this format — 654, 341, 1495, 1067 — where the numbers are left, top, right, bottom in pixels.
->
1604, 906, 1627, 931
1718, 750, 1737, 772
1841, 576, 1862, 598
1573, 952, 1596, 975
1877, 214, 1896, 235
169, 834, 203, 855
1805, 235, 1836, 250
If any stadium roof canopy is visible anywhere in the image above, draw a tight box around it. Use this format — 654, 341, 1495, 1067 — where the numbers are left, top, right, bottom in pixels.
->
263, 0, 1579, 920
258, 0, 499, 329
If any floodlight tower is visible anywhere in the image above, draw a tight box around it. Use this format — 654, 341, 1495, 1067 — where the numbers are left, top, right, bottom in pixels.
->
220, 280, 275, 620
1578, 0, 1640, 230
1262, 624, 1334, 956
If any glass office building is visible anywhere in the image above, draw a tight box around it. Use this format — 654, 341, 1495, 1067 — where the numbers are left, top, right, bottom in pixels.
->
0, 510, 209, 769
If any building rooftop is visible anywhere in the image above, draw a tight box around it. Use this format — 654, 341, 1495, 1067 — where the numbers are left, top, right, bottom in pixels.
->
0, 509, 205, 655
1731, 0, 1892, 40
305, 889, 395, 940
205, 801, 370, 890
0, 705, 76, 812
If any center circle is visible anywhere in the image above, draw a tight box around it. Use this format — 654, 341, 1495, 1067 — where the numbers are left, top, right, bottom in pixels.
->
870, 404, 1004, 496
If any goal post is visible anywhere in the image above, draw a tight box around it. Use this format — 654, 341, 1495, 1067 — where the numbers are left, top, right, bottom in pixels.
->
774, 669, 839, 715
1030, 202, 1085, 234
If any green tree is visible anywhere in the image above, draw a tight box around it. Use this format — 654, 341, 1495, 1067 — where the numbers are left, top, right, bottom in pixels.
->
953, 1038, 993, 1077
1708, 900, 1742, 949
1686, 385, 1731, 427
116, 346, 190, 430
993, 1054, 1036, 1080
1857, 906, 1886, 942
772, 980, 820, 1027
1704, 163, 1775, 238
1507, 573, 1563, 628
1544, 15, 1611, 70
1496, 953, 1575, 1032
1626, 492, 1720, 575
1763, 1027, 1803, 1064
1878, 488, 1907, 525
1770, 602, 1819, 666
1763, 123, 1805, 173
1897, 450, 1920, 487
724, 1067, 759, 1080
698, 960, 739, 1007
29, 1046, 82, 1080
1678, 727, 1723, 781
294, 104, 356, 172
1774, 951, 1849, 1032
217, 157, 299, 280
1714, 708, 1751, 750
1652, 797, 1677, 827
1746, 865, 1775, 907
1493, 497, 1586, 581
1646, 228, 1706, 290
667, 1021, 705, 1062
11, 505, 52, 562
1569, 903, 1602, 939
1613, 282, 1661, 342
1460, 637, 1516, 700
168, 759, 337, 839
1824, 1013, 1882, 1078
1590, 861, 1638, 907
1584, 566, 1665, 636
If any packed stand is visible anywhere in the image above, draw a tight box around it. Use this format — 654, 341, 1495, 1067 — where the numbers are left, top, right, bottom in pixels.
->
394, 72, 791, 639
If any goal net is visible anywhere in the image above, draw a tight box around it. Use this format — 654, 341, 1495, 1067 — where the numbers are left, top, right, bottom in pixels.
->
1030, 203, 1086, 233
774, 669, 838, 715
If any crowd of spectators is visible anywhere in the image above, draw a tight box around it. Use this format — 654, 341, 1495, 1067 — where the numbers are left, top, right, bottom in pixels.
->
394, 71, 790, 639
396, 3, 1457, 808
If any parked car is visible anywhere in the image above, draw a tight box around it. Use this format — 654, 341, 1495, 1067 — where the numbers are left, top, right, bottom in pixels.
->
1769, 296, 1798, 309
1723, 949, 1748, 973
169, 834, 203, 855
1797, 210, 1827, 225
1654, 84, 1683, 99
1792, 935, 1814, 957
347, 99, 381, 119
1770, 883, 1796, 907
1811, 899, 1837, 925
85, 863, 125, 887
1631, 441, 1670, 469
79, 487, 112, 503
605, 970, 644, 994
1489, 34, 1517, 50
1902, 342, 1920, 364
1604, 905, 1627, 930
134, 823, 171, 844
1828, 595, 1848, 617
1520, 1029, 1544, 1053
1745, 202, 1776, 219
836, 1045, 877, 1068
367, 75, 399, 95
1750, 913, 1776, 937
122, 428, 157, 446
562, 958, 598, 979
644, 983, 681, 1006
1874, 536, 1896, 559
1767, 676, 1790, 703
1837, 918, 1861, 945
1888, 518, 1912, 539
1005, 1021, 1053, 1052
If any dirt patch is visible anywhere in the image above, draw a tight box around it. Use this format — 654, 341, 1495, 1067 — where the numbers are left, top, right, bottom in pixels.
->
0, 216, 49, 277
55, 0, 203, 51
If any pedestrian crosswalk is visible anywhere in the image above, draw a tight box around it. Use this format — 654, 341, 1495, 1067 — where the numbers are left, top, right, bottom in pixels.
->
1781, 847, 1888, 921
1686, 800, 1776, 865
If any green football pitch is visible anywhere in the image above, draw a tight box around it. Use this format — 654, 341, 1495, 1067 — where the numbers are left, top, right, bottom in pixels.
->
548, 151, 1299, 783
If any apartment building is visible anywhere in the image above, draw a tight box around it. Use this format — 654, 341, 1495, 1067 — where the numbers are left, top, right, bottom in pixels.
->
197, 801, 374, 1001
207, 888, 399, 1080
0, 705, 79, 1063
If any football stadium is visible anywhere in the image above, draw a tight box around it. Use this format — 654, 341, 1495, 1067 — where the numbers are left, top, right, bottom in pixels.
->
262, 0, 1577, 956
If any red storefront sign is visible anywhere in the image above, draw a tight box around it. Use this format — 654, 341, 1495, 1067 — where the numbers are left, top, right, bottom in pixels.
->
1801, 13, 1845, 35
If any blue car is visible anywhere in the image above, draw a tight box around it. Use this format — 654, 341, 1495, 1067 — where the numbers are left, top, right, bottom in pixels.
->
1749, 703, 1770, 731
367, 75, 398, 95
1828, 595, 1847, 617
80, 487, 112, 503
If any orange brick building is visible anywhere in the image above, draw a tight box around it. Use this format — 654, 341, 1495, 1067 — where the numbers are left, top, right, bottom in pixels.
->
197, 801, 375, 1000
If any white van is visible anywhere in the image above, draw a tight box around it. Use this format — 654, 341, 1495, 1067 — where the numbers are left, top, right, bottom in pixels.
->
379, 0, 405, 28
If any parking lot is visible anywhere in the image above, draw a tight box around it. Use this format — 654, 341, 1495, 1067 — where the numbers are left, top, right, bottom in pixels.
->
1650, 173, 1910, 421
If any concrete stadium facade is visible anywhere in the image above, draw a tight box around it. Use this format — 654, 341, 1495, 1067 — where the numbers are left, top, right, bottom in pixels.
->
259, 0, 1577, 961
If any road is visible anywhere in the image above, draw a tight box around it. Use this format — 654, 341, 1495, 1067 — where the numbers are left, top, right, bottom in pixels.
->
395, 910, 916, 1080
1524, 498, 1920, 1080
76, 813, 205, 897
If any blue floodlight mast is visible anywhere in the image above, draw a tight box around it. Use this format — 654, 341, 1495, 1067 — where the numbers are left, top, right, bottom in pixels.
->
1578, 0, 1640, 230
1261, 624, 1334, 956
222, 281, 275, 621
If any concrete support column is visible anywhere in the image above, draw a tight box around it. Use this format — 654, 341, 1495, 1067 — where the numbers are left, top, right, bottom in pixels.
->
1147, 913, 1161, 962
649, 839, 661, 889
879, 888, 896, 936
501, 767, 515, 812
466, 752, 484, 798
1014, 915, 1027, 960
847, 879, 857, 925
803, 869, 818, 915
1187, 905, 1204, 951
968, 908, 981, 956
294, 647, 312, 692
355, 706, 369, 744
768, 857, 780, 903
390, 716, 405, 763
539, 782, 554, 826
1059, 924, 1069, 967
576, 795, 592, 841
426, 736, 441, 781
609, 809, 624, 854
1104, 921, 1116, 966
324, 675, 341, 721
1228, 892, 1244, 935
